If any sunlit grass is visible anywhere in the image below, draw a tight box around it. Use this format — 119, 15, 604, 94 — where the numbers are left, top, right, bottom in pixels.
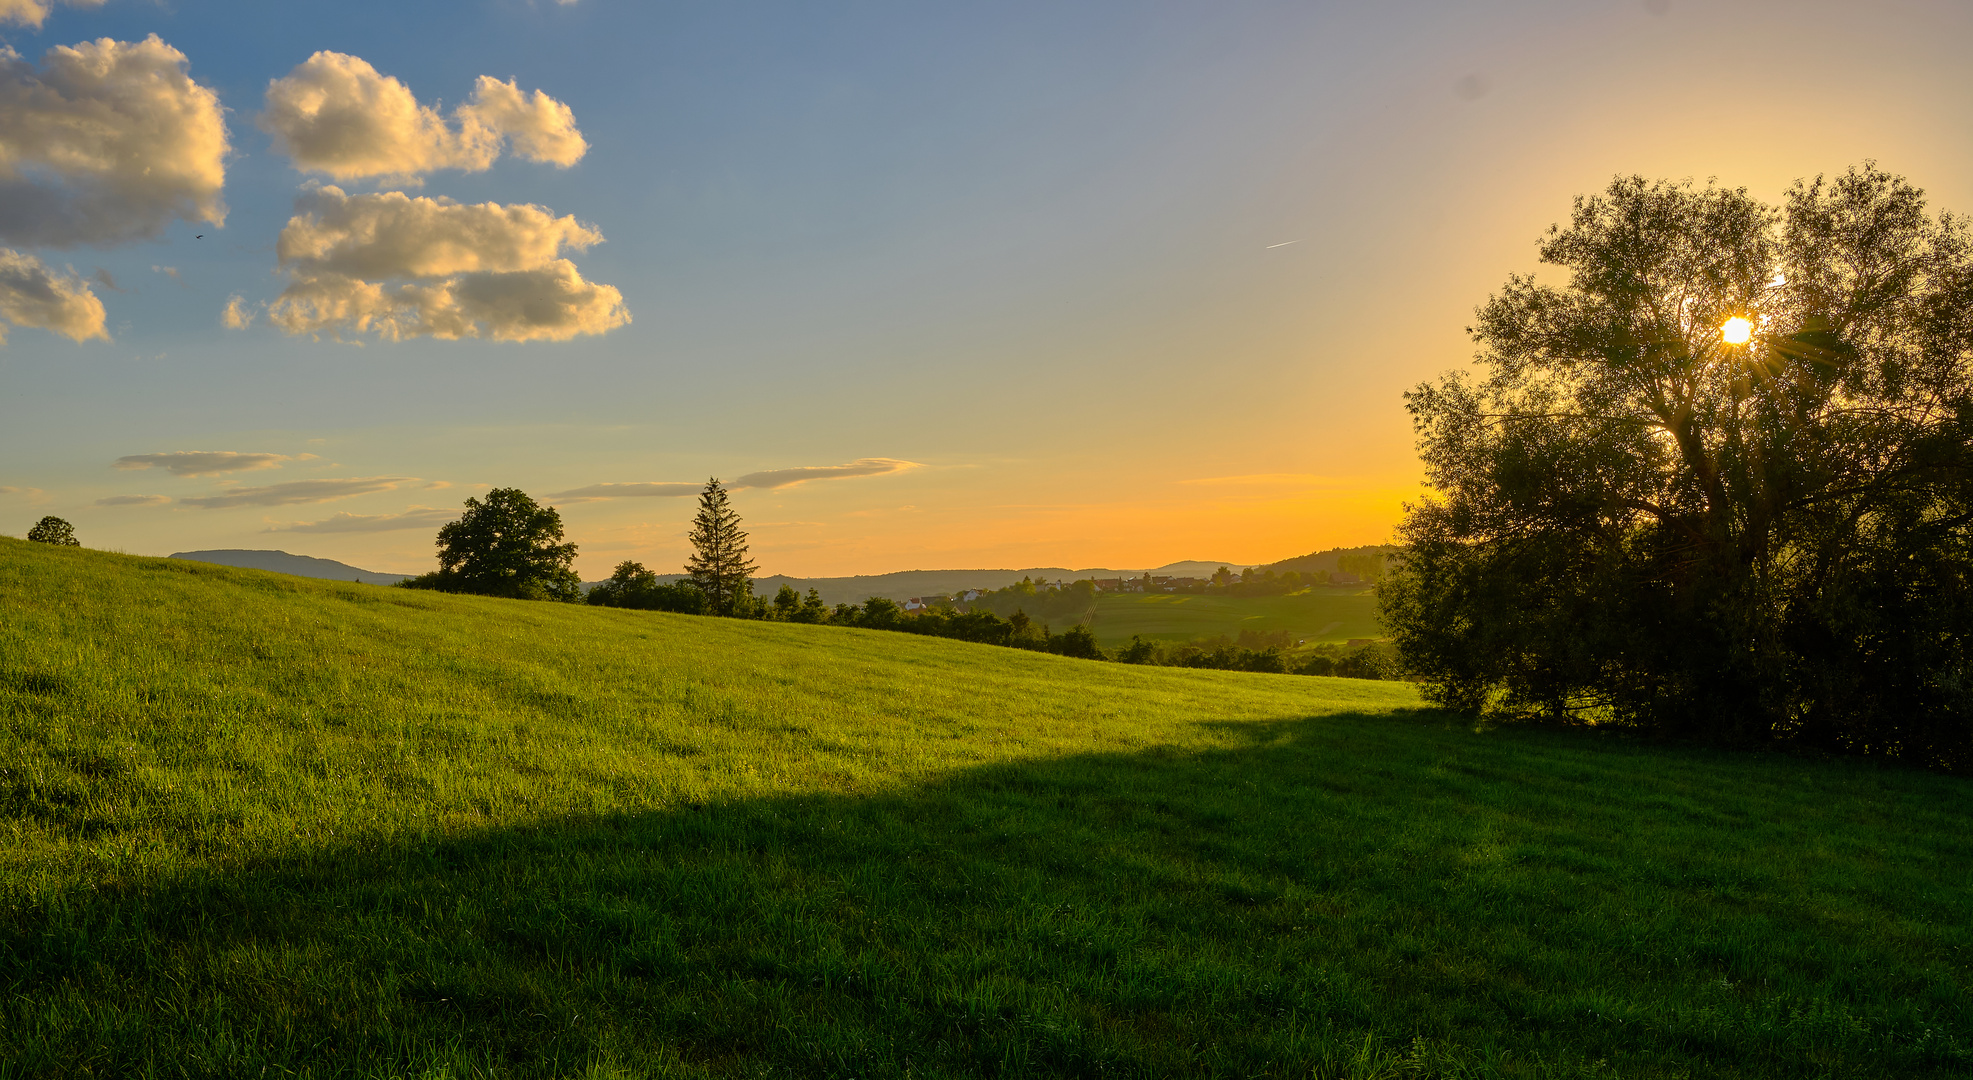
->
1085, 588, 1383, 647
1, 538, 1967, 1078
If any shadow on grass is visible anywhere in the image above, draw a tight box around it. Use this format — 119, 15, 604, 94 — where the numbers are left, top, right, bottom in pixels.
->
3, 709, 1969, 1080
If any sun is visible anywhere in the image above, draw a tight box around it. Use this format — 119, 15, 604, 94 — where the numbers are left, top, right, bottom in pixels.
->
1722, 316, 1753, 345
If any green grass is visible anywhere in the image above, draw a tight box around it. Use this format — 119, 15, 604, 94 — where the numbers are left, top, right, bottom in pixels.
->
1084, 589, 1384, 647
1, 537, 1968, 1079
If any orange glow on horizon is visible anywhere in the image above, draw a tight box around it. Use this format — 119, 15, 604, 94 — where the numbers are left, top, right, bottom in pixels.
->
561, 478, 1419, 579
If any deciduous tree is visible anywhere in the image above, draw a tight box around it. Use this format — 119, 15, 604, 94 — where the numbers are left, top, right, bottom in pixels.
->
25, 517, 79, 546
1382, 166, 1972, 768
406, 488, 581, 601
588, 559, 706, 613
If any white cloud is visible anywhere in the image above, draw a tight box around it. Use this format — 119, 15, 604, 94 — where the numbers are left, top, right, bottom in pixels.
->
553, 459, 923, 500
461, 75, 587, 172
259, 52, 586, 182
734, 458, 921, 490
221, 295, 255, 329
268, 260, 626, 343
265, 506, 457, 533
276, 187, 602, 279
0, 0, 108, 31
265, 187, 627, 343
180, 476, 415, 509
115, 450, 288, 476
0, 35, 227, 247
96, 493, 168, 506
0, 248, 106, 343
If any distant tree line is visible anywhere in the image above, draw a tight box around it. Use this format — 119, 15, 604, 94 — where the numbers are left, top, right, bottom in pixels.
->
958, 577, 1101, 624
948, 559, 1384, 623
398, 479, 1406, 681
590, 568, 1404, 677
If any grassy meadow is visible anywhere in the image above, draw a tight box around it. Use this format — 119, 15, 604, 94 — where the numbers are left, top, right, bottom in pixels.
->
1, 537, 1969, 1078
1084, 589, 1383, 648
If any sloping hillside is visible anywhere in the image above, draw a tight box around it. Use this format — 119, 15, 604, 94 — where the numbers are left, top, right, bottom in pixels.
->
1257, 543, 1404, 577
1, 538, 1967, 1079
1086, 588, 1384, 647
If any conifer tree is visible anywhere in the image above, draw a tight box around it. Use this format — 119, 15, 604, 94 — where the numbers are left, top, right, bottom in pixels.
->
685, 478, 757, 616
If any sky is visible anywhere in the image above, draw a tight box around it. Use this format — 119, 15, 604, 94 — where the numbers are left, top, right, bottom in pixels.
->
5, 0, 1973, 578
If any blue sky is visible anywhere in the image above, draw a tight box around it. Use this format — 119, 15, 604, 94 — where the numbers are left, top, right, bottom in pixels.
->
6, 0, 1973, 575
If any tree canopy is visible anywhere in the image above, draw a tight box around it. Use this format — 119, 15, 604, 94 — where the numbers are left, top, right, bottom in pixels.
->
404, 488, 581, 601
25, 517, 79, 546
587, 560, 707, 614
1381, 166, 1972, 769
685, 478, 757, 616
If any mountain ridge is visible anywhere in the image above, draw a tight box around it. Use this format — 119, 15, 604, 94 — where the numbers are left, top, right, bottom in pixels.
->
168, 549, 414, 587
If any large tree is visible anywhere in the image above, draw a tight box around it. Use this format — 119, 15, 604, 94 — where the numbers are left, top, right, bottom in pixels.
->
1382, 166, 1972, 768
25, 517, 79, 546
685, 478, 757, 616
407, 488, 581, 601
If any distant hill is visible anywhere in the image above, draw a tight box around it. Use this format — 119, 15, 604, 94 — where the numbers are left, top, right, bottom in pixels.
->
740, 562, 1246, 607
169, 549, 414, 586
1255, 544, 1402, 577
592, 561, 1252, 607
1144, 560, 1252, 578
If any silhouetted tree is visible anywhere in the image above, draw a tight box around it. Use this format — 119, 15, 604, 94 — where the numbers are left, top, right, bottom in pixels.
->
586, 560, 707, 613
1005, 608, 1050, 650
684, 478, 757, 616
404, 488, 580, 601
1382, 166, 1973, 768
1296, 654, 1337, 677
25, 516, 79, 546
592, 560, 660, 604
1047, 624, 1104, 660
858, 596, 902, 629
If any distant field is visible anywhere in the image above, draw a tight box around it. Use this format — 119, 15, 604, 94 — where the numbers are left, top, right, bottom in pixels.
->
2, 538, 1968, 1079
1085, 587, 1383, 646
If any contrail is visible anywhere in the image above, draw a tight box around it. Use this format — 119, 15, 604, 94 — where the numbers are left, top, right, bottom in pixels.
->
1266, 240, 1303, 249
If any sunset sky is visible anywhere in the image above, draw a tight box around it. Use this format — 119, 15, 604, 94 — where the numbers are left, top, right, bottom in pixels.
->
6, 0, 1973, 577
